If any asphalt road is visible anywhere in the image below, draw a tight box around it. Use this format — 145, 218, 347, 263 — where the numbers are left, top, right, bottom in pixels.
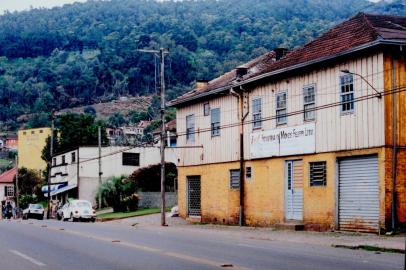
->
0, 219, 403, 270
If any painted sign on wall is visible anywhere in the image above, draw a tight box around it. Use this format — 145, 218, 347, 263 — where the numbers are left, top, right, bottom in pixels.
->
250, 123, 316, 158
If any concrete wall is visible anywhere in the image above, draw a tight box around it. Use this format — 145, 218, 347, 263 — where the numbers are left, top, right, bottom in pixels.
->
178, 148, 386, 231
138, 192, 177, 209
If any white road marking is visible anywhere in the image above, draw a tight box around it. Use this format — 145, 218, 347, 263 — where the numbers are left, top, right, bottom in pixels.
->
9, 249, 46, 267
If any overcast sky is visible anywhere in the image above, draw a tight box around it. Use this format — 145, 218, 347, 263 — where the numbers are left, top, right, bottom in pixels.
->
0, 0, 88, 14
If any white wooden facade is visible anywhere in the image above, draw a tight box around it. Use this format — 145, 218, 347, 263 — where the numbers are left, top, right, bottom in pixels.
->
176, 52, 385, 166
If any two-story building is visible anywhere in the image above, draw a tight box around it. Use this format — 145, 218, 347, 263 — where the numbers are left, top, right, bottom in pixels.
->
169, 13, 406, 232
47, 146, 177, 205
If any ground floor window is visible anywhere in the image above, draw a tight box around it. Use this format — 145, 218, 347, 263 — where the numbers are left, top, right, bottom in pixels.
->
229, 169, 240, 189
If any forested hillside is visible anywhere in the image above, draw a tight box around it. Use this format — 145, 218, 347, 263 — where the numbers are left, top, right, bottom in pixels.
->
0, 0, 405, 129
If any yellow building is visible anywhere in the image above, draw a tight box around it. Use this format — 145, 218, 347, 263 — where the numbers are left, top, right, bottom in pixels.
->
18, 127, 52, 173
169, 13, 406, 233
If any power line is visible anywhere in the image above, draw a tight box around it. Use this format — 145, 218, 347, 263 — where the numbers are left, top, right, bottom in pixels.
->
53, 84, 405, 167
174, 85, 406, 138
174, 67, 389, 121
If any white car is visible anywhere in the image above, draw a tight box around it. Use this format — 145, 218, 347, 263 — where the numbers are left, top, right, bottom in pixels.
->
59, 200, 96, 222
22, 204, 44, 220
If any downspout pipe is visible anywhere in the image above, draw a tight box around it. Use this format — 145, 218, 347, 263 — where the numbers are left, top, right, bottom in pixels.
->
231, 86, 249, 226
391, 56, 398, 232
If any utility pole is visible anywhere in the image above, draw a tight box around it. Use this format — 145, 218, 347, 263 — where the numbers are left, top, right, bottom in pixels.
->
138, 48, 168, 226
15, 155, 19, 216
98, 126, 102, 209
47, 114, 54, 219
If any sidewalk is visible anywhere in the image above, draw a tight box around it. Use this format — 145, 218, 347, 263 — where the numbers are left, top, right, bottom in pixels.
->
110, 213, 405, 253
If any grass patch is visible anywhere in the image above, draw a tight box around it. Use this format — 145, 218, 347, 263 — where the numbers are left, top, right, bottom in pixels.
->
0, 159, 11, 168
97, 208, 162, 219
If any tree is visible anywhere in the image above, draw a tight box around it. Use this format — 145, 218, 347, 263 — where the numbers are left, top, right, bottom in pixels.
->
108, 112, 127, 128
58, 113, 108, 151
127, 162, 177, 192
17, 167, 43, 201
96, 175, 138, 211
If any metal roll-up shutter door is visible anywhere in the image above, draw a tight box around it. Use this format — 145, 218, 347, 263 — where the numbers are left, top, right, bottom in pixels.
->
338, 155, 379, 232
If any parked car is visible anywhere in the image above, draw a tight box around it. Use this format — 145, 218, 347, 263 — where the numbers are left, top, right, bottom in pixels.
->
59, 200, 96, 222
22, 204, 44, 220
56, 203, 68, 221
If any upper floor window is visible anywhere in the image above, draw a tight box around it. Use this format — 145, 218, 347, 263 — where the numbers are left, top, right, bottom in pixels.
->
62, 155, 66, 164
122, 152, 140, 166
303, 85, 316, 121
203, 102, 210, 116
276, 91, 287, 125
71, 152, 76, 163
186, 114, 195, 142
211, 108, 220, 137
252, 98, 262, 129
52, 158, 56, 166
340, 74, 354, 113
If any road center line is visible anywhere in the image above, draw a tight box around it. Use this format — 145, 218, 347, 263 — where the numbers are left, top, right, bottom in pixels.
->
9, 249, 46, 267
30, 223, 254, 270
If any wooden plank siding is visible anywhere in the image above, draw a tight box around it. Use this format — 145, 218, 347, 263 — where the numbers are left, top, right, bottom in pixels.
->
176, 52, 385, 167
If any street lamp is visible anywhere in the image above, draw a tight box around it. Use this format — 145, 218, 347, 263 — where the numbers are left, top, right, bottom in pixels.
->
340, 69, 382, 99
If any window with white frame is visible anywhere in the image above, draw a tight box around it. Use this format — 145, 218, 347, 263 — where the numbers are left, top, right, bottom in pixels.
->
230, 169, 240, 189
340, 74, 354, 112
5, 186, 14, 197
276, 91, 287, 125
303, 85, 316, 121
186, 114, 195, 142
211, 108, 220, 137
252, 98, 262, 129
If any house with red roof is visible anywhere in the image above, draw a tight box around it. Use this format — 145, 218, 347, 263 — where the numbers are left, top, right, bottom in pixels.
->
0, 168, 16, 205
169, 13, 406, 233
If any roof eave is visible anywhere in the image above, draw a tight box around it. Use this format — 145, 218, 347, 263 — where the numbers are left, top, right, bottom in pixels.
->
170, 39, 406, 107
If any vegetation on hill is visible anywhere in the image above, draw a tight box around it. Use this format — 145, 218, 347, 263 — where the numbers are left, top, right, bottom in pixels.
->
0, 0, 405, 129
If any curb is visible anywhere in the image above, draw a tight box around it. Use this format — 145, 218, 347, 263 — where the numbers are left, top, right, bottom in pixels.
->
332, 244, 405, 254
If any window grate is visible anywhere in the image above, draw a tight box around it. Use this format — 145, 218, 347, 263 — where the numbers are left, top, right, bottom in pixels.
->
309, 161, 327, 186
187, 176, 201, 216
230, 169, 240, 189
246, 167, 252, 180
